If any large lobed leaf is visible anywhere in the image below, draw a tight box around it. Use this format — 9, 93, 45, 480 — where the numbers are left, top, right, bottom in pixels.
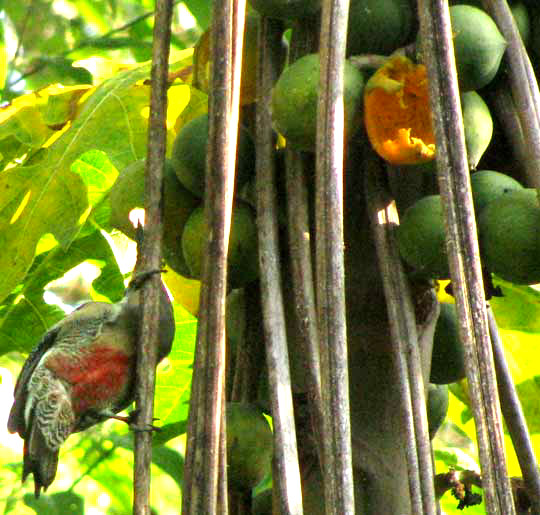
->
0, 50, 201, 305
154, 302, 197, 436
0, 229, 124, 356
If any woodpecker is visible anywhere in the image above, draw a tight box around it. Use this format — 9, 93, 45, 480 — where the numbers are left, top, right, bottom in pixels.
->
7, 270, 175, 498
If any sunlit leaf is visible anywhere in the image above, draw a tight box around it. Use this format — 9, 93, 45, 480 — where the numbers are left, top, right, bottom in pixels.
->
154, 303, 196, 428
183, 0, 211, 30
434, 449, 459, 469
0, 11, 7, 93
0, 53, 196, 303
0, 93, 52, 147
162, 267, 200, 316
0, 230, 123, 355
116, 435, 184, 488
513, 377, 540, 434
71, 150, 119, 206
491, 277, 540, 333
88, 447, 133, 510
41, 84, 93, 127
24, 490, 84, 515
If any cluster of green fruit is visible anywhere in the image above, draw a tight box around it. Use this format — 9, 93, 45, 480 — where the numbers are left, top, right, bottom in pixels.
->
397, 172, 540, 285
106, 0, 540, 500
269, 3, 511, 156
108, 112, 260, 289
393, 3, 540, 287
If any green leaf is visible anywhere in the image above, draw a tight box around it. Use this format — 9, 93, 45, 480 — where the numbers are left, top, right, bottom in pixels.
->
152, 420, 188, 446
0, 161, 89, 303
82, 36, 152, 50
41, 85, 93, 128
70, 150, 119, 206
434, 449, 459, 469
0, 11, 7, 94
128, 19, 154, 62
491, 277, 540, 333
439, 488, 485, 515
86, 447, 133, 510
0, 230, 123, 355
514, 377, 540, 434
0, 53, 196, 303
154, 303, 196, 427
0, 135, 28, 166
24, 490, 84, 515
0, 95, 52, 147
150, 446, 184, 488
183, 0, 212, 30
34, 57, 93, 86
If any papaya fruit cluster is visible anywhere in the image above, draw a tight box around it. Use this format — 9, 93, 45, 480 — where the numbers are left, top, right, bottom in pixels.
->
108, 112, 260, 290
106, 0, 540, 497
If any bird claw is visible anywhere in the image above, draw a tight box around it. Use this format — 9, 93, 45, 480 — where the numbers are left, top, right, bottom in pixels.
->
111, 410, 162, 432
131, 423, 162, 433
128, 269, 166, 290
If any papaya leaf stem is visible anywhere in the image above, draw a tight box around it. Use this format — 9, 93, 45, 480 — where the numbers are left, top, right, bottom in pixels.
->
255, 15, 304, 515
315, 0, 355, 512
133, 0, 173, 513
481, 0, 540, 189
488, 307, 540, 515
365, 153, 437, 515
417, 1, 515, 514
183, 0, 246, 513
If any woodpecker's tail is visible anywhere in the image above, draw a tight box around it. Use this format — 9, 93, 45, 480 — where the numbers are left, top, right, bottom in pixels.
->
23, 424, 60, 498
21, 372, 74, 498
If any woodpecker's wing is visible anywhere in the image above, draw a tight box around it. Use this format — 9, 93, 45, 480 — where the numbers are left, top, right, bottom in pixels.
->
7, 325, 62, 436
23, 366, 76, 498
7, 302, 108, 436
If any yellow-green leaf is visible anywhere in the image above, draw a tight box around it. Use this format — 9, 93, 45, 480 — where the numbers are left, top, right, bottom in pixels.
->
0, 51, 199, 303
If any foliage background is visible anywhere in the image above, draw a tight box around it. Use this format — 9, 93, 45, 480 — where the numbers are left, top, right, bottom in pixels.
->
0, 1, 211, 513
0, 1, 540, 514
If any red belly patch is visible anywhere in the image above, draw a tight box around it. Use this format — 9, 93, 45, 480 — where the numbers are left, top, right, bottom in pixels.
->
46, 346, 132, 414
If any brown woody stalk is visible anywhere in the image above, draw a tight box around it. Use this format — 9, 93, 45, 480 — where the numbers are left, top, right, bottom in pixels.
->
488, 307, 540, 515
133, 1, 173, 515
285, 20, 326, 485
182, 0, 245, 513
417, 1, 515, 514
364, 157, 437, 515
255, 16, 304, 515
482, 0, 540, 188
315, 0, 355, 512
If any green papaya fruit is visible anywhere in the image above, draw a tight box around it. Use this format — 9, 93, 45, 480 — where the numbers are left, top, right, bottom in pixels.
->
227, 403, 273, 491
462, 91, 493, 170
182, 200, 259, 288
109, 159, 199, 277
449, 1, 529, 46
449, 5, 506, 91
346, 0, 414, 56
397, 195, 449, 279
427, 384, 450, 439
170, 113, 255, 198
272, 54, 364, 151
479, 189, 540, 284
470, 169, 523, 215
430, 303, 466, 385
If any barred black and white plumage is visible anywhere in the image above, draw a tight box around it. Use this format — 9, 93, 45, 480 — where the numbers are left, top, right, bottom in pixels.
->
8, 272, 174, 497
